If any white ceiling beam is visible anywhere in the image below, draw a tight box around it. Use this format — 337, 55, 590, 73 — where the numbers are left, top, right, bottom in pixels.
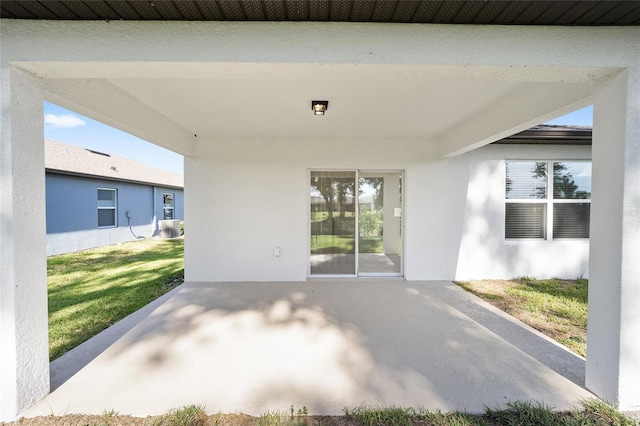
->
42, 78, 195, 156
437, 83, 596, 158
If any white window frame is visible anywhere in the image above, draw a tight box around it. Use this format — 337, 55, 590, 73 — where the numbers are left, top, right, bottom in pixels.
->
505, 160, 591, 241
97, 187, 117, 228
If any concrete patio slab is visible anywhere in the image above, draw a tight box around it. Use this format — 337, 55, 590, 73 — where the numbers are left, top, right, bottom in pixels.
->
22, 280, 593, 418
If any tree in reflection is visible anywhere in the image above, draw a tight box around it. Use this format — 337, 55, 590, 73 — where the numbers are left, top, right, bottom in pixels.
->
311, 175, 355, 235
359, 177, 384, 210
553, 163, 590, 199
531, 162, 590, 199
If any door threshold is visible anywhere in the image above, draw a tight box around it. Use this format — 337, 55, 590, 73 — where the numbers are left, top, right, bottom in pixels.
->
307, 276, 405, 281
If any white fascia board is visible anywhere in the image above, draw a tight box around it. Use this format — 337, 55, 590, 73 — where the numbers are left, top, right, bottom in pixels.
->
1, 21, 639, 68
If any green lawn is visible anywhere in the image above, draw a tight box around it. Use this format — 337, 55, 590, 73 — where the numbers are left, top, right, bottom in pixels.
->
310, 235, 383, 254
456, 277, 588, 357
48, 238, 184, 361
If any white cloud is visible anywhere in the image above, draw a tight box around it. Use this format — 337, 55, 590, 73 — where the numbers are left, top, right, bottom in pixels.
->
44, 114, 86, 128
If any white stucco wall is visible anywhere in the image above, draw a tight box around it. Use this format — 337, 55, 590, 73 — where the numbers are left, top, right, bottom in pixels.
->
186, 138, 591, 282
454, 145, 591, 280
185, 137, 433, 282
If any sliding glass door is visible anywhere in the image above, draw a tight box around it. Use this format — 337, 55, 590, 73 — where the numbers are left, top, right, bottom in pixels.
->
310, 170, 402, 277
358, 172, 402, 275
310, 171, 357, 275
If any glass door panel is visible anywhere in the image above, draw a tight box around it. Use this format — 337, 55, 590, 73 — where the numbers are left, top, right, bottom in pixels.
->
358, 172, 402, 275
310, 171, 356, 275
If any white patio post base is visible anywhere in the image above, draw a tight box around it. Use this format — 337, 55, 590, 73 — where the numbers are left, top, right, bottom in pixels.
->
0, 67, 49, 421
586, 68, 640, 411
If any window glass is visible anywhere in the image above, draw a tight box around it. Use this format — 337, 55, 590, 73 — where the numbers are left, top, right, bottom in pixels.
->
505, 160, 591, 240
97, 189, 116, 207
553, 203, 590, 238
163, 193, 174, 220
553, 162, 592, 199
505, 203, 547, 239
98, 209, 116, 227
97, 188, 117, 227
506, 161, 547, 199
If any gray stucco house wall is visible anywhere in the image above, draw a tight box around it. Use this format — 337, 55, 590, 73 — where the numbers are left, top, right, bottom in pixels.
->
45, 140, 184, 255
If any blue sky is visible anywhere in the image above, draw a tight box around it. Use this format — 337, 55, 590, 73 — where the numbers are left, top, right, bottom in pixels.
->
43, 102, 593, 176
44, 102, 184, 175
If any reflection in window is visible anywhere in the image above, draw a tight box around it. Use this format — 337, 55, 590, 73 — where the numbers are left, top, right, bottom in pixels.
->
310, 171, 356, 275
553, 162, 592, 199
505, 161, 591, 239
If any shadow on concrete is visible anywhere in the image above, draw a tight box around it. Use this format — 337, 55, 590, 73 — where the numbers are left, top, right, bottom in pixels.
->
30, 280, 592, 418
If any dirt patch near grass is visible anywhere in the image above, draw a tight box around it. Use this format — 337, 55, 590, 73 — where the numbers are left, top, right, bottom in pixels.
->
7, 414, 358, 426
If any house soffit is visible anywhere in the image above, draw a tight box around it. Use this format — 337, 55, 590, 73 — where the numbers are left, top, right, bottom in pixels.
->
2, 1, 639, 25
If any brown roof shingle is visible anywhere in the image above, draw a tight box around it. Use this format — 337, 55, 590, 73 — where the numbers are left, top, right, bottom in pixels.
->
45, 139, 183, 188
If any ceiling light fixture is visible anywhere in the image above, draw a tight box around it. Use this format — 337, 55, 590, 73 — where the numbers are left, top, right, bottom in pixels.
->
311, 100, 329, 115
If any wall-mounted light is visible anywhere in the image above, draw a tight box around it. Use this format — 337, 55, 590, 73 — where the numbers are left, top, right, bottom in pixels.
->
311, 100, 329, 115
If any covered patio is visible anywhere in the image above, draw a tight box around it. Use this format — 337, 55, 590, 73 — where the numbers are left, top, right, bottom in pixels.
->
24, 280, 592, 416
2, 6, 639, 421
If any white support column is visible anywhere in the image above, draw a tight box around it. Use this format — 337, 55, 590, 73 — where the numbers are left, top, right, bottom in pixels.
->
587, 68, 640, 411
0, 67, 49, 421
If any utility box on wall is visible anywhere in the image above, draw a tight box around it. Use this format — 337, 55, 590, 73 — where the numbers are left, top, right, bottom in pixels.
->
159, 220, 181, 238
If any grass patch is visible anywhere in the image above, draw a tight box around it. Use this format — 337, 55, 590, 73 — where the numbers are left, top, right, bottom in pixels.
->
166, 405, 208, 426
455, 277, 588, 357
10, 399, 638, 425
310, 235, 383, 254
258, 406, 309, 426
48, 238, 184, 361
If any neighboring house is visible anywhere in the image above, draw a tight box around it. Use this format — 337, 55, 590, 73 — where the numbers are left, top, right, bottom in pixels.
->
45, 140, 184, 255
2, 5, 639, 420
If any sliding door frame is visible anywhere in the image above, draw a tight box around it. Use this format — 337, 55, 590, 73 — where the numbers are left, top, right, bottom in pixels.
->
308, 169, 404, 278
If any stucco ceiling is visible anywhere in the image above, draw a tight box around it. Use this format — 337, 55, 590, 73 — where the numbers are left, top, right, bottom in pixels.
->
108, 76, 591, 139
2, 1, 639, 25
9, 21, 613, 156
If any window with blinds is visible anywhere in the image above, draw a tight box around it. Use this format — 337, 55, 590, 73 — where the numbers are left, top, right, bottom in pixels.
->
505, 161, 591, 240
